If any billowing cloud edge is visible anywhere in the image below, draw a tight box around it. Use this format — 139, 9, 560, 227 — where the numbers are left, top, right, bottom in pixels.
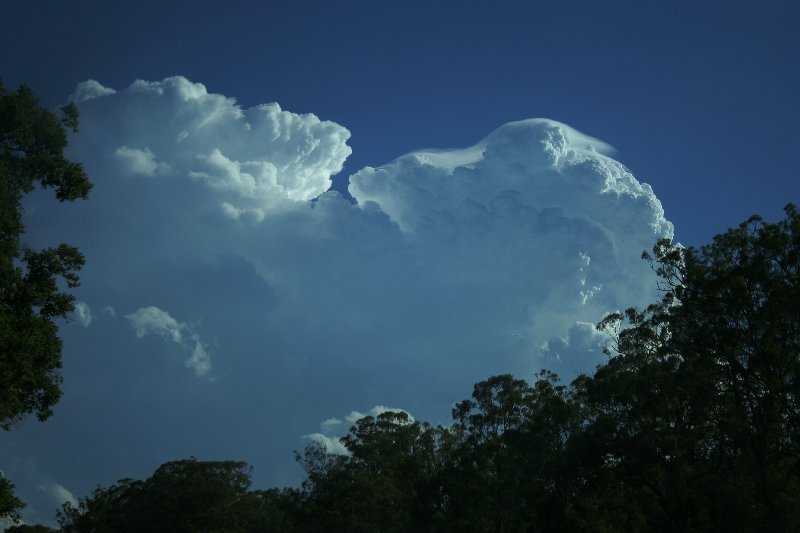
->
67, 76, 352, 220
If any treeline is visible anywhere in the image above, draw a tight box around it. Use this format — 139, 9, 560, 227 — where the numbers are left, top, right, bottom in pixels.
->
12, 205, 799, 532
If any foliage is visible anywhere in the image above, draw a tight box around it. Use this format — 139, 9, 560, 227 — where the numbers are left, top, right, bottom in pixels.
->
579, 204, 800, 531
6, 525, 53, 532
57, 459, 254, 532
0, 474, 24, 524
0, 81, 92, 430
0, 80, 91, 526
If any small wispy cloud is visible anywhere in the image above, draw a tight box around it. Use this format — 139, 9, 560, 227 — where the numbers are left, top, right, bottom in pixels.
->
126, 306, 212, 377
39, 482, 78, 508
73, 301, 93, 328
303, 433, 350, 455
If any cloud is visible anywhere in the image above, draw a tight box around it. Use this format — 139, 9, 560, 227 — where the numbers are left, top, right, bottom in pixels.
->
126, 306, 212, 377
73, 301, 92, 328
15, 76, 675, 522
305, 405, 414, 456
114, 146, 170, 176
65, 76, 351, 220
127, 306, 183, 342
542, 321, 608, 368
69, 79, 116, 102
338, 118, 672, 376
349, 119, 669, 239
39, 482, 78, 508
303, 433, 350, 456
0, 457, 79, 528
320, 418, 343, 432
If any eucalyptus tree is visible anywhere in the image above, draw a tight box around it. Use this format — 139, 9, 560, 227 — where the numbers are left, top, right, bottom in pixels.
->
0, 80, 92, 524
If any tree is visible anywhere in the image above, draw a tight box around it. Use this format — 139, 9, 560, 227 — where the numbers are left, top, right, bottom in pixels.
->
447, 373, 583, 531
664, 204, 800, 530
0, 80, 92, 524
0, 81, 92, 428
581, 204, 800, 531
295, 411, 440, 532
0, 475, 24, 525
58, 458, 255, 532
5, 525, 53, 532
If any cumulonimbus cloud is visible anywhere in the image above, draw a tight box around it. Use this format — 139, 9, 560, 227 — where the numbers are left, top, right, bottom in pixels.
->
56, 77, 676, 412
58, 81, 674, 395
9, 75, 676, 526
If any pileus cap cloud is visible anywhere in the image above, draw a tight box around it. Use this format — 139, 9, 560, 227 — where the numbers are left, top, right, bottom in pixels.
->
350, 118, 671, 241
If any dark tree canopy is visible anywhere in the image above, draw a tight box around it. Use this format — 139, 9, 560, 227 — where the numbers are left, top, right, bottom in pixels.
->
0, 475, 25, 525
0, 81, 91, 429
57, 459, 255, 533
0, 80, 92, 524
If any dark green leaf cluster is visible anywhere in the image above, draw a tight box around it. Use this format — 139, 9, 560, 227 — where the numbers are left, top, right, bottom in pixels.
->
0, 475, 24, 525
0, 81, 92, 524
56, 459, 266, 533
0, 81, 91, 430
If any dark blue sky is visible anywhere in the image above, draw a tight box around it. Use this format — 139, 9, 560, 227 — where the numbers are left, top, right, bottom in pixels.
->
4, 0, 798, 246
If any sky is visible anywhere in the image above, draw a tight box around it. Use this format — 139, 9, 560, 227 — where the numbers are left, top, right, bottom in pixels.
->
1, 0, 798, 526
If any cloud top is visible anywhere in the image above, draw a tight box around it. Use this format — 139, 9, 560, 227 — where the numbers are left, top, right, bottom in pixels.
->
350, 118, 670, 240
341, 118, 673, 375
70, 79, 116, 102
68, 76, 352, 220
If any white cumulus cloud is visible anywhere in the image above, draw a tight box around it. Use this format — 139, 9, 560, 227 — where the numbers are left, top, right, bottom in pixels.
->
542, 321, 608, 364
320, 417, 343, 432
340, 118, 672, 375
69, 79, 116, 102
66, 76, 351, 220
114, 146, 170, 176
